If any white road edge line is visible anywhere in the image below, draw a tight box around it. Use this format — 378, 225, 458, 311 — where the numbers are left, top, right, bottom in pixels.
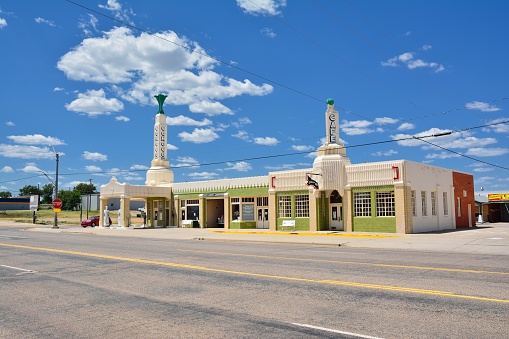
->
292, 323, 384, 339
1, 265, 36, 273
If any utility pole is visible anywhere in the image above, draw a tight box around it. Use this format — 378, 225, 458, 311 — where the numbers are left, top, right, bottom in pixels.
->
87, 178, 92, 218
52, 152, 59, 229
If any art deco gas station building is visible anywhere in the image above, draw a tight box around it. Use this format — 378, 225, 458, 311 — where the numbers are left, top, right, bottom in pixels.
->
100, 96, 475, 233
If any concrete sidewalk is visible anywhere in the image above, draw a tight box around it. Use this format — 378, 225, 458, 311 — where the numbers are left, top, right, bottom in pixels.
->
5, 220, 507, 255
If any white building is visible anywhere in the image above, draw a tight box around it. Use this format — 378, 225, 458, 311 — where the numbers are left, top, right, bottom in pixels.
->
100, 97, 475, 233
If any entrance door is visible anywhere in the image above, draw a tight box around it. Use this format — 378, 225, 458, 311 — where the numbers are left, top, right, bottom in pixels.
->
256, 208, 269, 229
329, 190, 343, 231
330, 204, 343, 230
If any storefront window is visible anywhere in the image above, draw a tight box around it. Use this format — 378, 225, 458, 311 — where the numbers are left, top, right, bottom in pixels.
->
278, 196, 291, 218
376, 191, 395, 217
231, 197, 256, 221
295, 195, 309, 217
354, 192, 371, 217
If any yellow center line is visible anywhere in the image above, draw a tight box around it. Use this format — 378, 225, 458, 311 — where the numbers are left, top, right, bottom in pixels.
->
2, 243, 508, 304
178, 249, 509, 275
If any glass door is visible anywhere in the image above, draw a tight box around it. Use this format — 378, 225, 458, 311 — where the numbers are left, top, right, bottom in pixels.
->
256, 208, 269, 229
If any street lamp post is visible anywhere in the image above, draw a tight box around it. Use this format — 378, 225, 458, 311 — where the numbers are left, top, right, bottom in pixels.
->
87, 178, 92, 219
52, 152, 59, 229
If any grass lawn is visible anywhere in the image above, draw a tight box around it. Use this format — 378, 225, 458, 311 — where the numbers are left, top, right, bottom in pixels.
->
0, 209, 143, 226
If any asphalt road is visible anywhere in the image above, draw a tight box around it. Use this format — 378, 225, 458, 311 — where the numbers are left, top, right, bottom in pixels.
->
0, 225, 508, 338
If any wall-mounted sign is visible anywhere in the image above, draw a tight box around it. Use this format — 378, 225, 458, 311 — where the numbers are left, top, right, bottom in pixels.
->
488, 193, 509, 201
325, 100, 339, 145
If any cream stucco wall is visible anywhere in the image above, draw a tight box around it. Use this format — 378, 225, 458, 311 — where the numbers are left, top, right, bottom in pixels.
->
404, 161, 455, 232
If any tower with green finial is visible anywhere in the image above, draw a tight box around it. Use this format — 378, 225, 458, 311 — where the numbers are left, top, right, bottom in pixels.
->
146, 94, 174, 186
312, 98, 350, 197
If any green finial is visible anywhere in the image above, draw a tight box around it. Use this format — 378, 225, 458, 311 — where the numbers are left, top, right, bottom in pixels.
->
326, 98, 334, 105
155, 94, 168, 114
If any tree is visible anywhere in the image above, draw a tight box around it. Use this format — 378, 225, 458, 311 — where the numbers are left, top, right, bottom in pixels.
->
57, 190, 81, 210
74, 183, 96, 196
41, 183, 55, 204
19, 185, 41, 197
0, 191, 12, 198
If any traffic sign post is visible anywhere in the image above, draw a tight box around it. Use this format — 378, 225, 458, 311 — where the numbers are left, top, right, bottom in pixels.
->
52, 199, 62, 212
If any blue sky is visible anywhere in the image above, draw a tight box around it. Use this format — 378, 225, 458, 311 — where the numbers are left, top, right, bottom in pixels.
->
1, 0, 508, 197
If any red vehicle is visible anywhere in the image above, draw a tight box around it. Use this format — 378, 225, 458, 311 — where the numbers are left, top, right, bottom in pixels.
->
81, 215, 111, 227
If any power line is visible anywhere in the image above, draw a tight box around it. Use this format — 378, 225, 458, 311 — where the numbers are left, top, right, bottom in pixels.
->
64, 0, 507, 131
414, 137, 509, 171
3, 119, 508, 186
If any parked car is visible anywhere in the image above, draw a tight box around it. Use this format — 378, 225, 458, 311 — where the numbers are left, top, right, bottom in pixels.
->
81, 215, 112, 227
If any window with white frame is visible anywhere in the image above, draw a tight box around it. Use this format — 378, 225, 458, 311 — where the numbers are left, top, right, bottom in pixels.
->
278, 196, 292, 218
354, 192, 371, 217
411, 191, 417, 217
431, 191, 437, 216
457, 197, 461, 217
295, 195, 309, 218
443, 192, 448, 215
376, 191, 395, 217
421, 191, 427, 216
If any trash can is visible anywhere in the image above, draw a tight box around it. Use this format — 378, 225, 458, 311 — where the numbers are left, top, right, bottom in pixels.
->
192, 220, 199, 228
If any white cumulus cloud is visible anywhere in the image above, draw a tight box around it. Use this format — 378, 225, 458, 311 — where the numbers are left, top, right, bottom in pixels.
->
189, 101, 233, 116
82, 151, 107, 161
224, 161, 252, 172
178, 128, 219, 143
20, 165, 43, 173
397, 122, 415, 131
261, 27, 276, 38
465, 148, 509, 157
1, 166, 14, 173
65, 89, 124, 117
115, 116, 130, 122
381, 51, 444, 73
166, 115, 212, 126
292, 145, 314, 152
57, 27, 272, 113
0, 145, 61, 159
7, 134, 65, 146
35, 17, 56, 27
236, 0, 286, 16
254, 136, 279, 146
465, 101, 501, 112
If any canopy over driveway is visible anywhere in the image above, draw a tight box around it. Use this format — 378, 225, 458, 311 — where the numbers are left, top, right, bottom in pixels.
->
99, 176, 172, 227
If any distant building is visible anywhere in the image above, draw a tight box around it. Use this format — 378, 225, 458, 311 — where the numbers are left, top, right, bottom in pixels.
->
0, 197, 30, 211
81, 194, 144, 212
100, 96, 476, 232
476, 193, 509, 223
